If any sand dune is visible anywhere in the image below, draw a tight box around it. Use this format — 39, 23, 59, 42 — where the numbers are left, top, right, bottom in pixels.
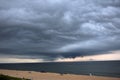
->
0, 69, 119, 80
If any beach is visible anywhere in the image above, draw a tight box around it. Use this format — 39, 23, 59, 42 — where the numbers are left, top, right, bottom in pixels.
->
0, 69, 119, 80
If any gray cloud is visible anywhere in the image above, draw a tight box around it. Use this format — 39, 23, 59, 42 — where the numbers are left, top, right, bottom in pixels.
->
0, 0, 120, 61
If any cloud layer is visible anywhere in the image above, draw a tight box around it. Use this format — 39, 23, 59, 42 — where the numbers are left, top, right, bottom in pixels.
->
0, 0, 120, 61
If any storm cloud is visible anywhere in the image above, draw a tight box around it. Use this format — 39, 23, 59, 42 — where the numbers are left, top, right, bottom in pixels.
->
0, 0, 120, 61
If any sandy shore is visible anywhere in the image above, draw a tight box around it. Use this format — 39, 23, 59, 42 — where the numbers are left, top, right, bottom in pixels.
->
0, 69, 119, 80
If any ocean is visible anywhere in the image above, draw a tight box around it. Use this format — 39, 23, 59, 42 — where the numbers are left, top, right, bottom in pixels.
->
0, 61, 120, 77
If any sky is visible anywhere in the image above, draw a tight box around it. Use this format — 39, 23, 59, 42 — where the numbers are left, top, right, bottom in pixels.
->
0, 0, 120, 63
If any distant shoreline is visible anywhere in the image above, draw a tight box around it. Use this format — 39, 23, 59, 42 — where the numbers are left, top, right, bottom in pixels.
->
0, 60, 120, 64
0, 69, 120, 80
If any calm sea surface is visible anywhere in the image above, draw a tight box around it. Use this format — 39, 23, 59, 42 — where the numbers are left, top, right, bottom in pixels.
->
0, 61, 120, 77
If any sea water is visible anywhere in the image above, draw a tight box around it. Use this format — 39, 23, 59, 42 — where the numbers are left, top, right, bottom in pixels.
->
0, 61, 120, 77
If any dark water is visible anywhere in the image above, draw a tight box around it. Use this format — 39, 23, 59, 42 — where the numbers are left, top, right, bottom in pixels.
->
0, 61, 120, 77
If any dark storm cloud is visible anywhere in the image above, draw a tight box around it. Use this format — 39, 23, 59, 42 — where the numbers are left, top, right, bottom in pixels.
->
0, 0, 120, 60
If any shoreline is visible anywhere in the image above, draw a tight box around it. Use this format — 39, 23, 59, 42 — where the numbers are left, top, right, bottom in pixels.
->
0, 69, 120, 80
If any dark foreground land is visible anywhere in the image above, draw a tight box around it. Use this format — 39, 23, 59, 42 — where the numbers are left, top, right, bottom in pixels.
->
0, 74, 30, 80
